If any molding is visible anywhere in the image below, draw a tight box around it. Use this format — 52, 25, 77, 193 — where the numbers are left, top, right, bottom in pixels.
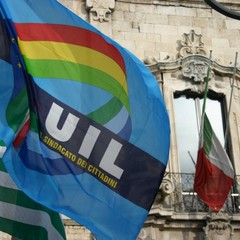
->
86, 0, 115, 22
146, 55, 240, 79
144, 29, 240, 82
117, 0, 240, 5
116, 0, 210, 7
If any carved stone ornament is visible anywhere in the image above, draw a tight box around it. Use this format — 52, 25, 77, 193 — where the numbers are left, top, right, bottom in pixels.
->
86, 0, 115, 22
180, 30, 206, 57
182, 59, 211, 83
137, 229, 151, 240
150, 173, 175, 210
159, 175, 175, 199
204, 211, 234, 240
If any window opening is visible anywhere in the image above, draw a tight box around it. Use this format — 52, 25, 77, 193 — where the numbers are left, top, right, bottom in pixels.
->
174, 91, 225, 174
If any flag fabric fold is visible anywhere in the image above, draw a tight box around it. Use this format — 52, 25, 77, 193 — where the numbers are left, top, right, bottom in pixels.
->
0, 16, 66, 240
194, 69, 234, 211
0, 0, 170, 239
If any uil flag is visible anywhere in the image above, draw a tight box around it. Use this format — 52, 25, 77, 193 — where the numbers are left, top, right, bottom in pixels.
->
0, 0, 170, 239
0, 14, 66, 240
194, 68, 234, 211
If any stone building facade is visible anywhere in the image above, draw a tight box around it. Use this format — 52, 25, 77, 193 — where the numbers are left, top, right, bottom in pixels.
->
1, 0, 240, 239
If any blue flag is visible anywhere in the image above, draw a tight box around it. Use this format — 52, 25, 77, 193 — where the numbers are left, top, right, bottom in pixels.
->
0, 14, 66, 240
0, 0, 170, 239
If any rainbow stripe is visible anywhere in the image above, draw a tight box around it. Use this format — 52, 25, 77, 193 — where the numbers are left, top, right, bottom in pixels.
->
14, 23, 130, 134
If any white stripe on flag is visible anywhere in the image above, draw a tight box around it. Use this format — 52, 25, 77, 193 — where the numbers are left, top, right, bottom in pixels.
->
0, 201, 63, 240
0, 146, 6, 158
208, 130, 234, 179
15, 110, 30, 137
0, 170, 19, 190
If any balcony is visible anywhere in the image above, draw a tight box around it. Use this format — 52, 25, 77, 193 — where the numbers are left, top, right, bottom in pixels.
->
158, 173, 240, 213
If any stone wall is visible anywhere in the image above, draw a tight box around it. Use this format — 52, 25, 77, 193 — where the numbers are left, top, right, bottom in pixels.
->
68, 0, 239, 65
60, 0, 240, 65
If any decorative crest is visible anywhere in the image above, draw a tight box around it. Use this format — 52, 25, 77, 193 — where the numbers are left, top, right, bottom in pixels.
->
204, 211, 234, 240
180, 30, 206, 57
182, 59, 211, 83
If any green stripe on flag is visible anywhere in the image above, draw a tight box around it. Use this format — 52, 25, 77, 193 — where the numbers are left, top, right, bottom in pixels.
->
203, 114, 213, 156
0, 216, 48, 239
6, 87, 28, 133
0, 160, 7, 172
30, 110, 39, 133
87, 97, 123, 124
23, 57, 130, 112
0, 185, 52, 211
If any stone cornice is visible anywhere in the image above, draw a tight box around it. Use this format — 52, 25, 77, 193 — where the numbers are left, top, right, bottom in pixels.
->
145, 54, 240, 81
117, 0, 240, 9
117, 0, 205, 5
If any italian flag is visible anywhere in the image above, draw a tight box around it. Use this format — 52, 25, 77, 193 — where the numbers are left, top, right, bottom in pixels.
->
194, 113, 234, 211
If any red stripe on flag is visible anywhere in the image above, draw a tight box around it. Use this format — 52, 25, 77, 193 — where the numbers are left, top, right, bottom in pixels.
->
14, 23, 126, 74
194, 147, 233, 211
13, 119, 30, 148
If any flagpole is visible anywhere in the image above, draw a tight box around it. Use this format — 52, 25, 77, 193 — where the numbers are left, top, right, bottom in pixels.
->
195, 51, 212, 137
202, 50, 212, 114
202, 65, 210, 113
195, 98, 201, 134
197, 51, 212, 149
224, 52, 238, 149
